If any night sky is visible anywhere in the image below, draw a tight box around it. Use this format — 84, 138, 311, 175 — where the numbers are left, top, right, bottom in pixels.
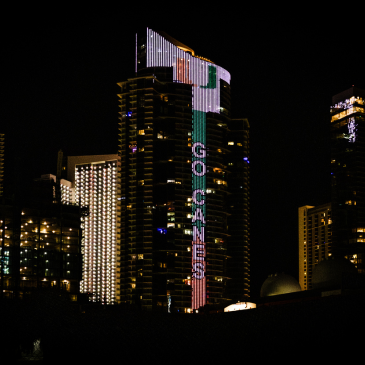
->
3, 10, 364, 296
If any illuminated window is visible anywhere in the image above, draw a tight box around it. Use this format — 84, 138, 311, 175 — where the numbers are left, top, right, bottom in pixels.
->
214, 179, 227, 186
138, 254, 144, 260
138, 130, 145, 135
237, 143, 242, 146
228, 142, 234, 145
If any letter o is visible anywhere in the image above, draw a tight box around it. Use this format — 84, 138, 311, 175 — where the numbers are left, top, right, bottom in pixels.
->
192, 160, 206, 177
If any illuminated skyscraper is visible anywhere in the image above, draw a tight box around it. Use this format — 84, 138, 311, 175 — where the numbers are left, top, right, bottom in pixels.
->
0, 180, 81, 300
67, 155, 120, 305
118, 29, 249, 312
298, 203, 332, 290
0, 133, 4, 197
330, 87, 365, 273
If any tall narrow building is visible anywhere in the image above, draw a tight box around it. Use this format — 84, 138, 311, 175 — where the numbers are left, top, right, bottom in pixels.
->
298, 203, 332, 290
330, 86, 365, 273
118, 28, 249, 312
67, 155, 121, 305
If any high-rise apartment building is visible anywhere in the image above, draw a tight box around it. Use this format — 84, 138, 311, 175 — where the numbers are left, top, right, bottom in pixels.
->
0, 133, 4, 197
118, 28, 249, 312
298, 203, 332, 290
330, 86, 365, 273
0, 182, 82, 300
67, 155, 120, 304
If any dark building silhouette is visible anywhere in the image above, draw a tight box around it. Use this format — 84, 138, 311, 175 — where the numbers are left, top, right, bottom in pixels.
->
118, 28, 249, 312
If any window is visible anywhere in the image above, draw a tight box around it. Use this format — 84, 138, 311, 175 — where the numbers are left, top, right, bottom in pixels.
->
138, 130, 145, 135
228, 141, 234, 145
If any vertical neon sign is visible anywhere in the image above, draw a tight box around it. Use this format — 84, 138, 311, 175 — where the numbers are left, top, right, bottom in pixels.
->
192, 111, 207, 309
142, 28, 230, 310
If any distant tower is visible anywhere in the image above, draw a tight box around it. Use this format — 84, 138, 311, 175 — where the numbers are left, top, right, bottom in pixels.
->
298, 204, 332, 290
330, 86, 365, 273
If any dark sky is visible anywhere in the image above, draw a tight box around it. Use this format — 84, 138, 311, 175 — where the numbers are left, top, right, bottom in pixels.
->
3, 10, 364, 296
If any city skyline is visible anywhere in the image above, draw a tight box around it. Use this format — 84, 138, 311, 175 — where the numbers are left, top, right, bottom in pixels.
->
3, 14, 363, 295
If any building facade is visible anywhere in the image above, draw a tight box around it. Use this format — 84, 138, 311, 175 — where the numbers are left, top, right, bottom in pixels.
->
298, 204, 332, 290
330, 86, 365, 273
0, 200, 82, 300
68, 155, 121, 304
118, 28, 249, 312
34, 174, 72, 205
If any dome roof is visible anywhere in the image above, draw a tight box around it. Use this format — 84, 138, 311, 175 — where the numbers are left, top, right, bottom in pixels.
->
260, 273, 301, 297
312, 257, 357, 290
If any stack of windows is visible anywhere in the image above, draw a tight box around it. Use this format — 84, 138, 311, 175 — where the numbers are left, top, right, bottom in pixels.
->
119, 74, 194, 311
0, 204, 81, 300
225, 117, 250, 300
75, 161, 118, 304
298, 204, 332, 290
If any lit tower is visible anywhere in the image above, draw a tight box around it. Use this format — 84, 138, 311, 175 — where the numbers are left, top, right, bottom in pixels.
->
118, 29, 249, 311
68, 155, 120, 305
330, 86, 365, 273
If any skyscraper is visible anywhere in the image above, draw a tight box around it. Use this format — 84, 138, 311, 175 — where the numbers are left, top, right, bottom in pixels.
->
330, 86, 365, 273
67, 155, 120, 304
0, 177, 82, 300
298, 203, 332, 290
118, 29, 249, 312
